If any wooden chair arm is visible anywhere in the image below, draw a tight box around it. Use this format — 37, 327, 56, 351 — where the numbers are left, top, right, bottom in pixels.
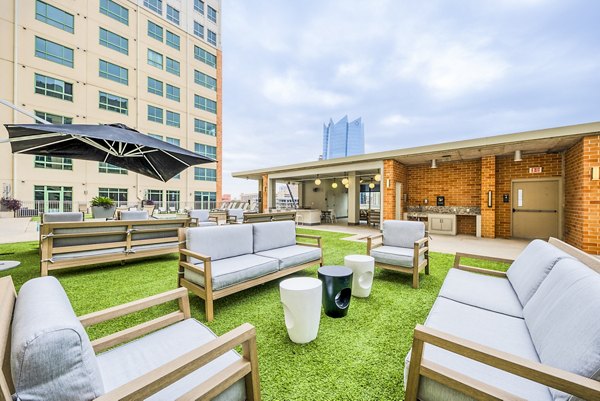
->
94, 323, 260, 401
453, 252, 513, 277
296, 234, 322, 248
406, 324, 600, 401
366, 234, 383, 254
414, 237, 428, 247
180, 248, 212, 263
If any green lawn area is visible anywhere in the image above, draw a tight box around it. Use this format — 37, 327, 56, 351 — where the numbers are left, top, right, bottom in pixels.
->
0, 229, 508, 400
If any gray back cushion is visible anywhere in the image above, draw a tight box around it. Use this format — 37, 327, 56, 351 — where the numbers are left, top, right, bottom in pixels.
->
383, 220, 425, 248
11, 277, 104, 401
523, 258, 600, 401
189, 209, 210, 222
252, 221, 296, 253
187, 224, 253, 262
506, 239, 572, 306
42, 212, 84, 223
120, 210, 148, 220
228, 209, 245, 220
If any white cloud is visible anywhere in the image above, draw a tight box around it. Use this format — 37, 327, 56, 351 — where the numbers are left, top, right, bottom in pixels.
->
262, 73, 352, 108
380, 114, 411, 127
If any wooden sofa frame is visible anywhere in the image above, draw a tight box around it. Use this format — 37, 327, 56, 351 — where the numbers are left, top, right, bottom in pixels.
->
367, 232, 430, 288
39, 218, 190, 276
0, 276, 260, 401
178, 228, 323, 322
242, 212, 296, 224
405, 237, 600, 401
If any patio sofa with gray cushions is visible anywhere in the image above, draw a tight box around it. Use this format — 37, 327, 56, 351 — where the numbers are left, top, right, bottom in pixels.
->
404, 237, 600, 400
0, 275, 260, 401
178, 221, 323, 321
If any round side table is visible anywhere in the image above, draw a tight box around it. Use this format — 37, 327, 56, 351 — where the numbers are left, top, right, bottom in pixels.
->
279, 277, 322, 344
317, 265, 353, 318
0, 261, 20, 272
344, 255, 375, 298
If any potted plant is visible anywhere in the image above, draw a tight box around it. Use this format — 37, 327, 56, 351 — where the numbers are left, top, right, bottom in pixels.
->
0, 197, 22, 217
90, 196, 116, 219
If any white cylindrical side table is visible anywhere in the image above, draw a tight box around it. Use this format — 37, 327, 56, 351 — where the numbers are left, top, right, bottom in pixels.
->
344, 255, 375, 298
279, 277, 322, 344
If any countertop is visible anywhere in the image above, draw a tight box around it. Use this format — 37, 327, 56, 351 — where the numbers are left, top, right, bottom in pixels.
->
406, 206, 481, 217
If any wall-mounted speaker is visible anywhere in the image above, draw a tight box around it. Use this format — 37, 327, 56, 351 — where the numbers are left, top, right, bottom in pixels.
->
313, 187, 320, 192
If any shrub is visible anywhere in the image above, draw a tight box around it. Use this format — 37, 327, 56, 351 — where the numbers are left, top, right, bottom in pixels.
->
91, 196, 115, 209
1, 197, 22, 213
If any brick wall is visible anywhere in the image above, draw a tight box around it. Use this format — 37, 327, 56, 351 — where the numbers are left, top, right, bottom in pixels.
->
457, 215, 477, 235
261, 174, 268, 212
582, 136, 600, 254
564, 140, 584, 248
494, 153, 563, 238
480, 156, 496, 238
383, 160, 407, 220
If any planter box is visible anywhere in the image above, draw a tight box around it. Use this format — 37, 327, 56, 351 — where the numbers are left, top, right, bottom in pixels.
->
91, 206, 116, 219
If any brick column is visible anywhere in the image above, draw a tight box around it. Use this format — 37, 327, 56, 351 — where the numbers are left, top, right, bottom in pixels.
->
582, 136, 600, 254
261, 174, 268, 213
383, 159, 407, 221
480, 156, 496, 238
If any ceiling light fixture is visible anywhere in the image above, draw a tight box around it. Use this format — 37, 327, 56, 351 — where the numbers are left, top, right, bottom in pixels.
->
431, 159, 437, 169
374, 173, 381, 182
332, 181, 338, 189
314, 175, 321, 186
344, 183, 349, 189
341, 177, 349, 185
369, 182, 375, 189
514, 150, 522, 162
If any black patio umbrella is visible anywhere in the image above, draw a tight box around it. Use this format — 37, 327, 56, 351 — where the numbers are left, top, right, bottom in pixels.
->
3, 123, 215, 182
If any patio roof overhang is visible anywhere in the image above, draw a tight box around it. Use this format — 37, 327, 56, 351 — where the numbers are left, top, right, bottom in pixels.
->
232, 121, 600, 181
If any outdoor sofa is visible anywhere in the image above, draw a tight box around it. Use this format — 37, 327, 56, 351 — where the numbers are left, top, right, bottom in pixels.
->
404, 237, 600, 400
242, 211, 296, 224
39, 217, 190, 276
178, 221, 322, 321
40, 211, 84, 223
0, 275, 260, 401
118, 210, 149, 220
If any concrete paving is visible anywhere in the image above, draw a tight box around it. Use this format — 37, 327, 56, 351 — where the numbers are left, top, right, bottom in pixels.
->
0, 218, 39, 244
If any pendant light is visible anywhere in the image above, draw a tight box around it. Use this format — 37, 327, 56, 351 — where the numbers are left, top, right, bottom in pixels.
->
314, 175, 321, 185
374, 173, 381, 182
341, 177, 349, 185
332, 180, 338, 189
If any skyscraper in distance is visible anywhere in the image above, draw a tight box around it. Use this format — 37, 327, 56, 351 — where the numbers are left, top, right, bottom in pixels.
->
322, 116, 364, 160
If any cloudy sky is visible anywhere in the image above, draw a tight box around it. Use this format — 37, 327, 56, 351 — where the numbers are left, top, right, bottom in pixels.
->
220, 0, 600, 197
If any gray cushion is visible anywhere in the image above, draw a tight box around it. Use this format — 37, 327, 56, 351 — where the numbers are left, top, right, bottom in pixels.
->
382, 220, 425, 248
120, 210, 149, 220
438, 268, 523, 318
189, 209, 210, 222
97, 319, 245, 401
198, 221, 218, 227
370, 245, 423, 268
523, 258, 600, 401
404, 297, 552, 401
506, 239, 573, 306
52, 247, 126, 261
42, 212, 84, 223
11, 277, 104, 401
131, 223, 183, 241
130, 242, 179, 252
53, 225, 127, 247
186, 225, 253, 262
184, 254, 279, 290
255, 245, 321, 270
252, 221, 297, 253
228, 209, 245, 220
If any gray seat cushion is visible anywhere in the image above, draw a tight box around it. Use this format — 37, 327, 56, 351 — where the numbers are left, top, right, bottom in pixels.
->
439, 268, 523, 318
255, 245, 321, 270
11, 277, 104, 401
252, 221, 296, 253
53, 225, 127, 247
42, 212, 84, 223
52, 247, 126, 261
189, 209, 211, 222
382, 220, 425, 248
370, 245, 423, 268
198, 221, 218, 227
404, 297, 552, 401
184, 254, 279, 290
506, 239, 573, 306
97, 319, 245, 401
523, 258, 600, 401
120, 210, 149, 220
186, 225, 253, 263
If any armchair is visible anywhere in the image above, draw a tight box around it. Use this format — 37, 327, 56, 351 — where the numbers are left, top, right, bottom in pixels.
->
189, 209, 218, 227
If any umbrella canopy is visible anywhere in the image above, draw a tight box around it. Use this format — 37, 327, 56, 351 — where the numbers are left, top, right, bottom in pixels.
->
3, 123, 215, 182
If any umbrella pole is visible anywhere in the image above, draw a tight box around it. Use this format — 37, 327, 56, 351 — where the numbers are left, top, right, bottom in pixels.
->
0, 98, 51, 125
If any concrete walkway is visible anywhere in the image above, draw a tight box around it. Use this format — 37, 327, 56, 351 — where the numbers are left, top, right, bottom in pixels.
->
0, 218, 39, 244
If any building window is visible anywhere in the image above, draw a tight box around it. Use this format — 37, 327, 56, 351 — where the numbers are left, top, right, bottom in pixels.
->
99, 60, 128, 85
166, 5, 179, 24
194, 95, 217, 114
207, 6, 217, 23
194, 191, 216, 209
194, 119, 216, 136
166, 57, 180, 76
100, 0, 128, 25
194, 46, 216, 68
34, 73, 73, 101
194, 0, 204, 14
194, 70, 217, 90
99, 28, 128, 55
35, 111, 72, 124
166, 31, 180, 50
166, 111, 180, 127
193, 21, 204, 38
34, 156, 73, 170
99, 91, 128, 114
98, 162, 128, 175
34, 186, 73, 213
36, 0, 74, 33
147, 49, 163, 69
35, 37, 74, 67
166, 84, 180, 101
207, 30, 217, 46
166, 190, 180, 208
194, 143, 217, 159
148, 133, 163, 140
148, 20, 163, 41
194, 167, 217, 181
143, 0, 162, 15
148, 105, 163, 123
146, 189, 163, 206
99, 187, 128, 205
148, 77, 163, 96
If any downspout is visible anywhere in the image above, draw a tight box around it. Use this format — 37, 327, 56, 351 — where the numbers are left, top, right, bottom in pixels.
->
135, 2, 140, 205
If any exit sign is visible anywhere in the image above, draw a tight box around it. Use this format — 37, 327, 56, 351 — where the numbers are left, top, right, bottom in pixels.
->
529, 167, 543, 174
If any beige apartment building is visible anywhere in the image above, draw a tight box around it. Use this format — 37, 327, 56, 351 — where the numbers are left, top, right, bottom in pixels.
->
0, 0, 222, 214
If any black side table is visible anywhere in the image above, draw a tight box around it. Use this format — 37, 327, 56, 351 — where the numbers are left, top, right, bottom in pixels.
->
318, 265, 353, 318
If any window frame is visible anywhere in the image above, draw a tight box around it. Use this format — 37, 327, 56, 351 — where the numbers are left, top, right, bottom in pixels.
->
148, 105, 164, 123
34, 73, 73, 101
166, 111, 180, 127
143, 0, 162, 15
166, 84, 180, 101
35, 36, 74, 67
166, 57, 180, 76
99, 91, 128, 115
36, 0, 74, 33
194, 143, 217, 159
99, 27, 129, 55
193, 21, 204, 38
99, 0, 129, 25
34, 111, 72, 124
194, 45, 217, 68
147, 48, 164, 69
194, 167, 217, 181
194, 95, 217, 114
34, 155, 73, 170
207, 30, 217, 46
194, 119, 216, 136
166, 5, 179, 25
166, 30, 180, 50
194, 70, 217, 90
99, 59, 128, 85
98, 163, 128, 175
148, 20, 163, 42
207, 6, 217, 23
148, 77, 163, 96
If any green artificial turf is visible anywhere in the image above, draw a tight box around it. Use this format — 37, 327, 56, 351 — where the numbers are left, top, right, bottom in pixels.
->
0, 230, 509, 400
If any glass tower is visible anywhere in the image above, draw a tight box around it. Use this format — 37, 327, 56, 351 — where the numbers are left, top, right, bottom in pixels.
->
322, 116, 364, 160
